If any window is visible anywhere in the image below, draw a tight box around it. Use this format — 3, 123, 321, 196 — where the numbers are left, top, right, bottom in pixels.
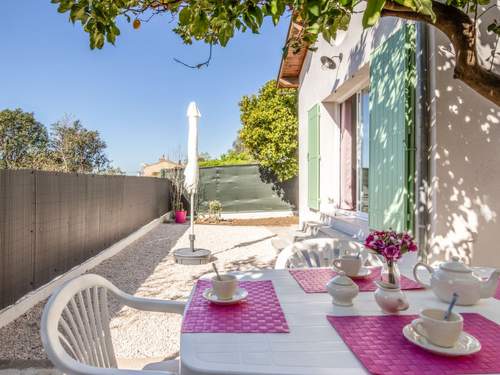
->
357, 89, 370, 214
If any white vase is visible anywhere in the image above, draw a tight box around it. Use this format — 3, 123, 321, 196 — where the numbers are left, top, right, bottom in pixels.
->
380, 259, 401, 287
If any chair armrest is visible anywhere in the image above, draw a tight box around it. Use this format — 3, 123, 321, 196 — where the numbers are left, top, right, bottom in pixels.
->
122, 296, 186, 315
61, 363, 176, 375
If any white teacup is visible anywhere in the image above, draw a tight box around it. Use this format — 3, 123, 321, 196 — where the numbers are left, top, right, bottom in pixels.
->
211, 274, 238, 300
411, 308, 463, 348
333, 255, 362, 276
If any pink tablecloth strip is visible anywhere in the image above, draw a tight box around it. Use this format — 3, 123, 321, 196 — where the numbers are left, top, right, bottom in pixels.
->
327, 313, 500, 375
181, 280, 289, 333
289, 267, 423, 293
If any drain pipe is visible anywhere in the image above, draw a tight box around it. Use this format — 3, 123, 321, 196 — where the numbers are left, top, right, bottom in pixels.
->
414, 21, 432, 262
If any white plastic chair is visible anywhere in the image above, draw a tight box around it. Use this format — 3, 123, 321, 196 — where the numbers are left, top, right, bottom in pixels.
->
41, 274, 186, 375
275, 237, 377, 269
275, 238, 337, 269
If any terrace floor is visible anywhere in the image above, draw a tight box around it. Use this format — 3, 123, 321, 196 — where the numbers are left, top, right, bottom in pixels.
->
0, 222, 291, 371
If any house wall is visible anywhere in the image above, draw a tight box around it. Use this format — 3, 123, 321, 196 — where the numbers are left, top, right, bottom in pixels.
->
143, 160, 179, 177
427, 13, 500, 267
297, 6, 500, 267
297, 14, 404, 223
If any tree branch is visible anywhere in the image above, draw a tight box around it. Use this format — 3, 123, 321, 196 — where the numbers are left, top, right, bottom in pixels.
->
173, 43, 213, 69
381, 0, 500, 106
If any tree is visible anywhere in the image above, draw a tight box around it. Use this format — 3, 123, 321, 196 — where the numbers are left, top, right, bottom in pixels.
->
50, 118, 110, 173
51, 0, 499, 106
0, 108, 50, 169
231, 131, 247, 154
239, 80, 298, 181
198, 151, 212, 162
101, 165, 126, 175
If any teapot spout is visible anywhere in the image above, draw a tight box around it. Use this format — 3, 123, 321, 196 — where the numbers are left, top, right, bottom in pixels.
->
480, 269, 500, 298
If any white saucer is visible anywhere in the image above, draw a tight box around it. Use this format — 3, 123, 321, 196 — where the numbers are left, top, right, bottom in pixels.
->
333, 267, 372, 279
202, 288, 248, 305
403, 321, 481, 356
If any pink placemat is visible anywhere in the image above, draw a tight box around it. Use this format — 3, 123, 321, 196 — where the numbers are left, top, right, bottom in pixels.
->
181, 280, 289, 333
289, 267, 423, 293
327, 313, 500, 375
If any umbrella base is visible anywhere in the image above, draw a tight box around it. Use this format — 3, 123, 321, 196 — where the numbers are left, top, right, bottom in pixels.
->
174, 248, 212, 265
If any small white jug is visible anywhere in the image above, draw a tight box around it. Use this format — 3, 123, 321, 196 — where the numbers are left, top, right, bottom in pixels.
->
374, 281, 409, 313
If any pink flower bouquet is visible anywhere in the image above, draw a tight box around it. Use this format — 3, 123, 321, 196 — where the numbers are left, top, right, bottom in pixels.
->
364, 230, 418, 286
364, 230, 417, 261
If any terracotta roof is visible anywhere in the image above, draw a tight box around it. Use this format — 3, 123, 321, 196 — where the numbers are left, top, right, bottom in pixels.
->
277, 20, 308, 88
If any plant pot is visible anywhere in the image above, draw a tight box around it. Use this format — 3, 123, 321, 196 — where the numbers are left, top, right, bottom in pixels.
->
175, 210, 187, 224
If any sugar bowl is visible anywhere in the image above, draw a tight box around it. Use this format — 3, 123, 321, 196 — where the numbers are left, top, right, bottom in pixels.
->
326, 272, 359, 306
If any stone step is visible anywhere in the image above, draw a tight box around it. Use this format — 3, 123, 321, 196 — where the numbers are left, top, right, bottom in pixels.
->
329, 215, 369, 240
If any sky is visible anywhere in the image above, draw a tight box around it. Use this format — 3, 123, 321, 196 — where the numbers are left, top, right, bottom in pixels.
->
0, 2, 289, 175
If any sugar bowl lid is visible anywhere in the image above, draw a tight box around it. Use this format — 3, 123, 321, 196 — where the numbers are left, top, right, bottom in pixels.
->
329, 271, 356, 286
439, 256, 472, 273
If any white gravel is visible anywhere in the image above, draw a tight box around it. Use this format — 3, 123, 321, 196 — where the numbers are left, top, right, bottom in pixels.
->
0, 223, 282, 366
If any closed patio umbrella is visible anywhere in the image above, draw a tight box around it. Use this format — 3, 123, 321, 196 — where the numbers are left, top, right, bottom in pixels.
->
173, 102, 211, 264
184, 102, 200, 251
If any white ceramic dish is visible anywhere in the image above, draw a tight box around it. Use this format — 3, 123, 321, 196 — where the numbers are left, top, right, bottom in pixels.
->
338, 267, 372, 279
403, 321, 481, 356
202, 288, 248, 305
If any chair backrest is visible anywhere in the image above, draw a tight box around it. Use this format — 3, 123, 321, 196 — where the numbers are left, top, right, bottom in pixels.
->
275, 238, 337, 269
275, 237, 378, 269
41, 274, 127, 375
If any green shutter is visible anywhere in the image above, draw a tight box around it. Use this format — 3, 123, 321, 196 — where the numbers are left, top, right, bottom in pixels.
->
308, 104, 320, 210
368, 25, 416, 232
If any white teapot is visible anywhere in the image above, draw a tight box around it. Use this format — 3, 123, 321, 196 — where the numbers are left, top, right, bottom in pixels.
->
413, 256, 500, 306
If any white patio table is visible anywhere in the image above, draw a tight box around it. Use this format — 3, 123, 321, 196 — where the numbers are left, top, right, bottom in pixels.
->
180, 258, 500, 375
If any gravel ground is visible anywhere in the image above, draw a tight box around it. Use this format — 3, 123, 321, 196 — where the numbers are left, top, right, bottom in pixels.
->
0, 223, 283, 367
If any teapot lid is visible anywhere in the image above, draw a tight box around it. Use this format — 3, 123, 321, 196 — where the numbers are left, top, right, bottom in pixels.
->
439, 256, 471, 273
329, 271, 356, 286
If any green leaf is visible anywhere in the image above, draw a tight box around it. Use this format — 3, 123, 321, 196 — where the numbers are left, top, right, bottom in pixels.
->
339, 0, 353, 7
306, 23, 321, 35
106, 30, 116, 45
362, 0, 386, 27
58, 0, 74, 13
308, 0, 320, 16
70, 5, 87, 22
270, 0, 279, 15
179, 7, 191, 24
250, 6, 263, 27
394, 0, 436, 22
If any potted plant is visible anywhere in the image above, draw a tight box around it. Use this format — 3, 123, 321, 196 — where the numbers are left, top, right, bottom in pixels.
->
364, 230, 418, 286
174, 201, 186, 223
208, 200, 222, 222
170, 166, 187, 224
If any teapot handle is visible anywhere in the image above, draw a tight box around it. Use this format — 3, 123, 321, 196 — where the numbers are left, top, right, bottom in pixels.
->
413, 262, 433, 288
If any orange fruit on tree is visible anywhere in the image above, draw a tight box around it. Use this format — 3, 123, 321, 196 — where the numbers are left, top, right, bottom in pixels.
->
133, 19, 141, 29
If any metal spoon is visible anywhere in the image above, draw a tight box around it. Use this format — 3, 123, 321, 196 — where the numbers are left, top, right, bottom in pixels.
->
212, 263, 222, 281
444, 292, 459, 320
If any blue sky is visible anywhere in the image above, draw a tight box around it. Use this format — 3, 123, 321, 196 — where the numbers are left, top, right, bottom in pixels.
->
0, 2, 289, 174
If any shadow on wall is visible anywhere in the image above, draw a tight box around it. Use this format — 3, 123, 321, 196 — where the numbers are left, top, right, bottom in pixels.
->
428, 16, 500, 266
343, 18, 401, 95
258, 166, 299, 210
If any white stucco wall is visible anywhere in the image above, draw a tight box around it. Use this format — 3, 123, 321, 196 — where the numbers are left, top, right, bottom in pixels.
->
297, 13, 404, 223
428, 8, 500, 267
297, 6, 500, 267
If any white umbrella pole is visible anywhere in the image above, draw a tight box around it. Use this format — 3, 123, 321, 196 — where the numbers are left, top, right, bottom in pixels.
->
190, 192, 195, 251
